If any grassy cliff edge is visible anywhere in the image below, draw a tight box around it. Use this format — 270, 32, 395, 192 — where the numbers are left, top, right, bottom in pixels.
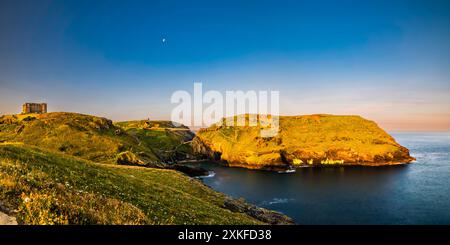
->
193, 114, 415, 170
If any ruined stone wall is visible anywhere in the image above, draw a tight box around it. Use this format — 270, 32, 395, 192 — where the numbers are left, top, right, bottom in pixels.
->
22, 103, 47, 114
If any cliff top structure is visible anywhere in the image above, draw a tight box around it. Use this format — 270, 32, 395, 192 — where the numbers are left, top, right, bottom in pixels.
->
22, 103, 47, 114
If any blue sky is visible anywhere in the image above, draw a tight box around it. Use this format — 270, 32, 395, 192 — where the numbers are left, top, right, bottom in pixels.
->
1, 0, 449, 130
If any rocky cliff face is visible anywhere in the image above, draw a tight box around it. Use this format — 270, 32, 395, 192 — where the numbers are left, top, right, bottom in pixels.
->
193, 114, 415, 170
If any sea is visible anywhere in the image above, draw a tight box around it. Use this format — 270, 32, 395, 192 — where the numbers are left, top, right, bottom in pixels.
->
195, 132, 450, 224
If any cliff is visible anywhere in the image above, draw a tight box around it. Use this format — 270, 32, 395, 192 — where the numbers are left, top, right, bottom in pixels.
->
193, 114, 415, 170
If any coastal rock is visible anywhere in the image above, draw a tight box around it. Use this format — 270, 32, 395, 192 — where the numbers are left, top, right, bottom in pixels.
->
193, 114, 415, 169
116, 151, 145, 166
223, 198, 295, 225
0, 211, 17, 225
165, 164, 210, 177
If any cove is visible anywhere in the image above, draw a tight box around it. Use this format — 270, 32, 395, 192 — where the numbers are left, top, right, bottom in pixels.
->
193, 132, 450, 224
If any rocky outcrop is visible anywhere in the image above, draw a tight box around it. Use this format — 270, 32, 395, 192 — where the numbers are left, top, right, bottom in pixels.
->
193, 114, 415, 170
165, 164, 210, 177
0, 211, 17, 225
192, 137, 222, 161
0, 201, 17, 225
223, 198, 295, 225
116, 151, 145, 166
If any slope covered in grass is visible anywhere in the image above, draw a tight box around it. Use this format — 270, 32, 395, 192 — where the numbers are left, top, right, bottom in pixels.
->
0, 113, 194, 166
193, 114, 414, 169
115, 120, 195, 162
0, 143, 262, 224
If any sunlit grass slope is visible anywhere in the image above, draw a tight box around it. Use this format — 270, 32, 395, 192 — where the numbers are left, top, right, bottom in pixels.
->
0, 113, 193, 166
115, 120, 194, 162
0, 143, 261, 224
194, 114, 414, 169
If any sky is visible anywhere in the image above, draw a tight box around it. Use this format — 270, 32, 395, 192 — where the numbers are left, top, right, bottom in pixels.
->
0, 0, 449, 131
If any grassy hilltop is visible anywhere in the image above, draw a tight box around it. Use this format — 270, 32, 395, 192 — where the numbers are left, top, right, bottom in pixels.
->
193, 114, 415, 170
0, 112, 292, 224
0, 112, 193, 166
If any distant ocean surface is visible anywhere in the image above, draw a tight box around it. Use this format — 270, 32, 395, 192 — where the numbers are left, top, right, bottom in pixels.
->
196, 132, 450, 224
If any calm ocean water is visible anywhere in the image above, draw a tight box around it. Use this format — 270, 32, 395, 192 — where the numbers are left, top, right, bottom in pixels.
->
196, 132, 450, 224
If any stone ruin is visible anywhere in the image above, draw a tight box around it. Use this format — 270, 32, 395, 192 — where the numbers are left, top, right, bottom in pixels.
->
22, 103, 47, 114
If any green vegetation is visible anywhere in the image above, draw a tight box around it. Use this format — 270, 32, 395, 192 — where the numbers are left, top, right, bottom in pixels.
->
0, 112, 280, 224
0, 113, 194, 166
0, 143, 262, 224
194, 114, 414, 169
115, 120, 194, 162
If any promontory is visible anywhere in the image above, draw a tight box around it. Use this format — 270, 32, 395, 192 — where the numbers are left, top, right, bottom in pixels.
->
193, 114, 415, 170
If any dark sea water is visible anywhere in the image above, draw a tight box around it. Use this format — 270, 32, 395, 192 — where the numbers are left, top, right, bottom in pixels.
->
195, 132, 450, 224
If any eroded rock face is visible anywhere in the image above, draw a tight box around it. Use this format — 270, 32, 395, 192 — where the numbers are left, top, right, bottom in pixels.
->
193, 114, 415, 169
192, 137, 222, 161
